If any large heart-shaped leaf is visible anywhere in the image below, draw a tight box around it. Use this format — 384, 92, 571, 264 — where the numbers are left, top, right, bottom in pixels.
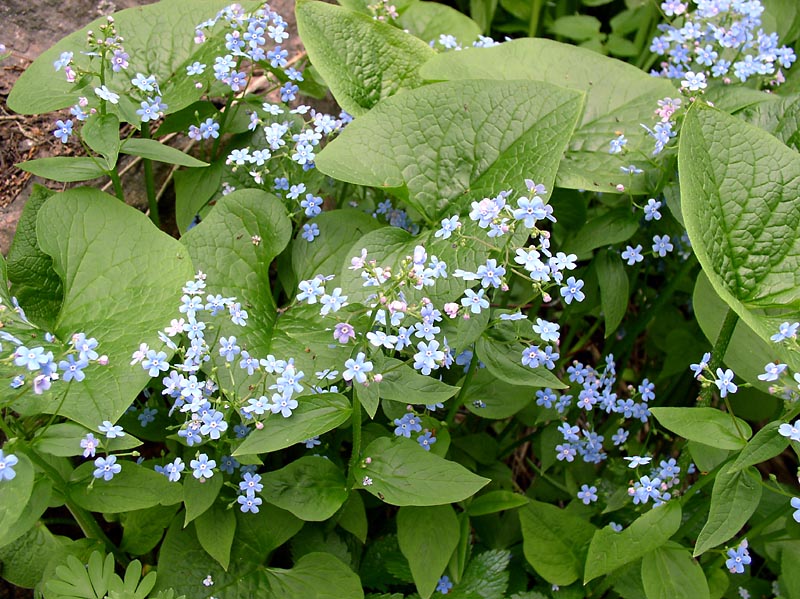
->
262, 456, 348, 521
181, 189, 292, 397
296, 0, 434, 116
419, 39, 678, 194
315, 78, 584, 222
680, 104, 800, 348
13, 188, 193, 428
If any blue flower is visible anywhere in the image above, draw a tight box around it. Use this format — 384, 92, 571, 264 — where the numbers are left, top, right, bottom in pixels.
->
219, 336, 241, 361
555, 443, 576, 462
778, 420, 800, 442
240, 472, 264, 493
190, 453, 216, 479
0, 450, 19, 481
138, 407, 158, 427
643, 198, 662, 221
435, 215, 460, 239
302, 223, 320, 242
714, 368, 737, 398
98, 420, 125, 439
142, 350, 170, 377
413, 340, 444, 375
758, 362, 787, 382
771, 321, 799, 342
93, 455, 122, 481
792, 497, 800, 523
436, 575, 453, 594
53, 119, 73, 143
560, 277, 585, 304
418, 431, 436, 451
624, 455, 651, 468
725, 540, 751, 574
461, 288, 489, 314
577, 484, 598, 504
689, 352, 711, 379
652, 234, 674, 257
609, 134, 627, 154
58, 355, 89, 382
343, 352, 374, 384
533, 318, 560, 342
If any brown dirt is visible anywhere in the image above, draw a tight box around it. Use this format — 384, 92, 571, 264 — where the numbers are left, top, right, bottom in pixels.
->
0, 0, 312, 255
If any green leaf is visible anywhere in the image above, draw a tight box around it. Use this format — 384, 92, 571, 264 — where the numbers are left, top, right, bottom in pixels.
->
378, 357, 460, 405
357, 379, 381, 419
296, 0, 434, 116
467, 490, 529, 516
233, 393, 352, 455
195, 503, 236, 570
119, 504, 180, 556
649, 407, 751, 451
13, 188, 193, 428
0, 523, 61, 588
182, 189, 292, 397
476, 336, 566, 389
0, 476, 52, 550
549, 15, 602, 41
744, 92, 800, 152
463, 368, 537, 419
16, 157, 107, 182
174, 160, 224, 234
0, 453, 34, 536
729, 422, 790, 473
562, 208, 639, 257
67, 462, 183, 513
519, 500, 596, 586
284, 209, 383, 296
337, 492, 368, 543
419, 38, 677, 194
359, 437, 490, 506
470, 0, 498, 33
781, 542, 800, 599
397, 1, 482, 44
183, 473, 223, 526
33, 422, 141, 457
446, 550, 510, 599
693, 466, 762, 556
641, 543, 709, 599
316, 78, 584, 222
584, 501, 682, 582
596, 249, 629, 337
679, 104, 800, 347
398, 505, 460, 598
265, 552, 364, 599
7, 0, 244, 116
6, 184, 62, 329
120, 138, 207, 167
82, 114, 121, 169
262, 456, 348, 521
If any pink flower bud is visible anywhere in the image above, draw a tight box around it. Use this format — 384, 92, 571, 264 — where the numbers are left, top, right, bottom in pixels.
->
443, 302, 459, 318
98, 355, 109, 365
615, 184, 625, 192
373, 373, 383, 383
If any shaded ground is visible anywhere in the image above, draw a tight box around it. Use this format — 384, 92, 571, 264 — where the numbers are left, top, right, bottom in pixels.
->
0, 0, 308, 255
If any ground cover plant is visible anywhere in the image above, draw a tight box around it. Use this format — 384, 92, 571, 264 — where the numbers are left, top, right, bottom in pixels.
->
1, 0, 800, 597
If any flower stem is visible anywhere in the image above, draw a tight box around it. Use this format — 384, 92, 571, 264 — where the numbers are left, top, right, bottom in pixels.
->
698, 307, 739, 407
140, 122, 160, 227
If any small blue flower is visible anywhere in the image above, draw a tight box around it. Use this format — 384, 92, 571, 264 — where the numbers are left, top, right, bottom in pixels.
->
190, 453, 216, 479
53, 119, 73, 143
560, 277, 585, 304
435, 215, 460, 239
714, 368, 737, 398
461, 288, 489, 314
142, 350, 170, 377
138, 407, 158, 427
98, 420, 125, 439
624, 455, 651, 468
577, 484, 598, 504
417, 431, 436, 451
343, 352, 373, 384
758, 362, 787, 382
436, 575, 453, 594
93, 455, 121, 481
791, 497, 800, 523
725, 540, 751, 574
0, 450, 19, 481
609, 134, 627, 154
652, 234, 674, 257
643, 198, 662, 221
689, 352, 711, 379
237, 491, 262, 513
771, 321, 799, 342
302, 223, 320, 242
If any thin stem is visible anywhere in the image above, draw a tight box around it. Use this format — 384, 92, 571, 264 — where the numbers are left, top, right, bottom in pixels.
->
698, 307, 739, 407
346, 386, 363, 488
140, 122, 160, 227
528, 0, 545, 37
109, 167, 125, 202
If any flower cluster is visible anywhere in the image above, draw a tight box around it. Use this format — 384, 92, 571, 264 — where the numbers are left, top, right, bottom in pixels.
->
651, 0, 796, 86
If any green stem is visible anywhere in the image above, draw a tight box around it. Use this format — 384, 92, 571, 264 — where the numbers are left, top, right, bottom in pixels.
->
698, 308, 739, 407
211, 90, 236, 159
346, 386, 363, 488
20, 446, 129, 566
109, 167, 125, 202
528, 0, 544, 37
447, 348, 478, 426
140, 122, 160, 227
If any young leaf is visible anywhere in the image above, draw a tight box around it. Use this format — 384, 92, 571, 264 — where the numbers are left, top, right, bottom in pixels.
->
6, 184, 62, 329
183, 473, 223, 526
356, 379, 381, 419
728, 421, 790, 473
419, 38, 676, 194
679, 104, 800, 347
233, 393, 352, 455
397, 2, 482, 44
173, 160, 224, 234
16, 157, 107, 182
264, 552, 364, 599
693, 466, 762, 556
67, 462, 183, 514
120, 138, 208, 167
378, 358, 460, 405
195, 503, 236, 570
81, 114, 121, 169
13, 188, 193, 428
519, 500, 596, 585
0, 452, 34, 536
467, 490, 529, 516
476, 336, 567, 389
463, 368, 537, 419
640, 543, 709, 599
562, 208, 640, 257
337, 492, 368, 543
0, 477, 53, 549
446, 550, 511, 599
296, 0, 434, 115
316, 79, 584, 222
584, 501, 682, 582
359, 437, 490, 506
261, 456, 348, 521
397, 505, 460, 599
649, 407, 751, 450
596, 248, 629, 337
